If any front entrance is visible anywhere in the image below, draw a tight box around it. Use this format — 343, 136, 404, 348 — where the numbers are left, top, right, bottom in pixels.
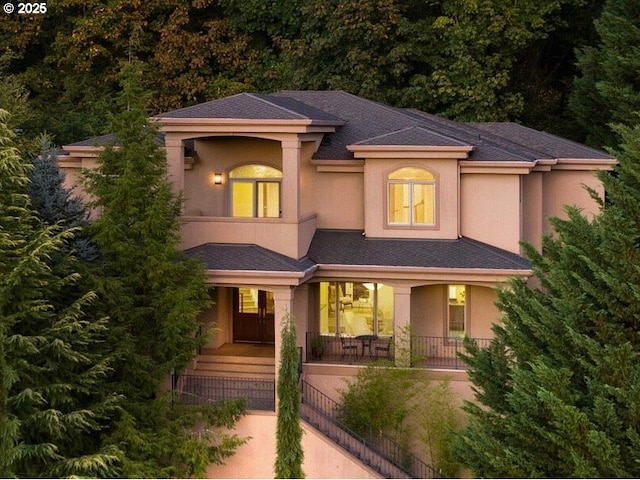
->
233, 288, 275, 343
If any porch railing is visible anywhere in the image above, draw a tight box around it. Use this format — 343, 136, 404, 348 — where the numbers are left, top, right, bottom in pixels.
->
305, 333, 490, 370
410, 336, 490, 369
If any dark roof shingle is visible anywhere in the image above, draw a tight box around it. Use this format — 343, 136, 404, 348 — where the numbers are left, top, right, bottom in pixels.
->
307, 229, 531, 270
184, 243, 316, 272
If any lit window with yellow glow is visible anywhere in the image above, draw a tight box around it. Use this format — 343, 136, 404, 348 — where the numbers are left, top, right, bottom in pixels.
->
387, 167, 436, 226
229, 164, 282, 218
447, 285, 465, 339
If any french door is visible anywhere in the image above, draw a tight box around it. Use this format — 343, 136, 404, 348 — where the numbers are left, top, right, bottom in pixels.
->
233, 288, 275, 343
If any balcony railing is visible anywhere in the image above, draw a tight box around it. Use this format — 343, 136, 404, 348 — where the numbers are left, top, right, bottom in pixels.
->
305, 333, 490, 370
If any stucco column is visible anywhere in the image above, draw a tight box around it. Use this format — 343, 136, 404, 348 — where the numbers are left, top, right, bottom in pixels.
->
393, 286, 412, 367
292, 285, 309, 354
281, 139, 301, 222
164, 135, 185, 199
272, 287, 296, 410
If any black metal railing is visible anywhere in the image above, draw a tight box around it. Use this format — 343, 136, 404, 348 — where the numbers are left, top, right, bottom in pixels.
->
172, 373, 275, 411
301, 380, 438, 479
305, 333, 490, 370
410, 336, 490, 369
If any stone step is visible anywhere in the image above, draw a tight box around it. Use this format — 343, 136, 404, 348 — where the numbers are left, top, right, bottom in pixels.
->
190, 355, 275, 379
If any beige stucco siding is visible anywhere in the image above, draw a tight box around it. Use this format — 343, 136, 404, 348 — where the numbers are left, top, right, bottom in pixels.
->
410, 285, 446, 337
522, 171, 544, 251
466, 285, 501, 338
410, 284, 499, 339
460, 173, 522, 254
305, 170, 365, 229
363, 158, 459, 239
542, 169, 604, 231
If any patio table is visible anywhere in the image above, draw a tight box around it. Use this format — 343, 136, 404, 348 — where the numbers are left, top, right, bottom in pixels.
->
355, 334, 378, 359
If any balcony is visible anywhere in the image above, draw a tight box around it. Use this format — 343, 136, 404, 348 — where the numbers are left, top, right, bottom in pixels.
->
305, 333, 490, 370
179, 213, 317, 259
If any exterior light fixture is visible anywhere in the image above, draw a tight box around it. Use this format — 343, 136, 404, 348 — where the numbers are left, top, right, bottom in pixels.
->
213, 173, 223, 185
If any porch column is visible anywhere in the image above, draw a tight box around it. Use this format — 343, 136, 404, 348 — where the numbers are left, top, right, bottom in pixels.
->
273, 287, 296, 411
281, 138, 301, 222
164, 135, 185, 199
393, 286, 412, 367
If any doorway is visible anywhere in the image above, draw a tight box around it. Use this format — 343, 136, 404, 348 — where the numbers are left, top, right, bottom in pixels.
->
233, 288, 275, 343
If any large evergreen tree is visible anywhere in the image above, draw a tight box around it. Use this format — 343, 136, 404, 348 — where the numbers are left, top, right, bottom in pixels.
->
28, 140, 97, 260
569, 0, 640, 148
453, 122, 640, 477
84, 62, 247, 477
0, 109, 120, 477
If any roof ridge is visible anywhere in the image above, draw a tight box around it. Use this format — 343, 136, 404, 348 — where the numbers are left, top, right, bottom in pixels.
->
246, 93, 309, 120
352, 124, 469, 146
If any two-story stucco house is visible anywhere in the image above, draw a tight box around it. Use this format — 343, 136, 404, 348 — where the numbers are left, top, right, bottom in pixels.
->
57, 91, 615, 404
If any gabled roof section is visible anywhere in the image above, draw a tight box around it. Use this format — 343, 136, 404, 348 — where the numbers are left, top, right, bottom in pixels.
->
184, 243, 316, 273
155, 92, 343, 124
351, 126, 469, 148
307, 229, 531, 271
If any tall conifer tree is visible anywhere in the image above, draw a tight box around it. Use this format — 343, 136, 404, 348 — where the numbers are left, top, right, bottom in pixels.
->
0, 110, 120, 477
453, 122, 640, 477
84, 62, 247, 477
275, 313, 305, 479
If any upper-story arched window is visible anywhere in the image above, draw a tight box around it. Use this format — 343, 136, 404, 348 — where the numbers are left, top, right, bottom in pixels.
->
387, 167, 436, 226
229, 164, 282, 218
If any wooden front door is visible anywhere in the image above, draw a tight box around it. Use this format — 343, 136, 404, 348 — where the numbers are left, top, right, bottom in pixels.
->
233, 288, 275, 343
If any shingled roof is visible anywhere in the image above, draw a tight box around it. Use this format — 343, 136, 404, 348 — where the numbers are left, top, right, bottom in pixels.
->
68, 90, 612, 165
307, 230, 531, 270
184, 230, 530, 273
157, 92, 343, 124
184, 243, 317, 273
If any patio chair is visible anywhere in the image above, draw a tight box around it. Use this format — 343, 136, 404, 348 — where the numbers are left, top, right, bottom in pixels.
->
374, 336, 393, 360
340, 335, 359, 361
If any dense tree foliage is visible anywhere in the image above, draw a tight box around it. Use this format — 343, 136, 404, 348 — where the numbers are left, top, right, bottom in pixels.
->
570, 0, 640, 148
0, 110, 120, 477
0, 0, 256, 144
453, 122, 640, 477
0, 0, 615, 145
28, 140, 98, 260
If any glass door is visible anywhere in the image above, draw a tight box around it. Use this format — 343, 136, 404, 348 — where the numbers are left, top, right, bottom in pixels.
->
233, 288, 275, 343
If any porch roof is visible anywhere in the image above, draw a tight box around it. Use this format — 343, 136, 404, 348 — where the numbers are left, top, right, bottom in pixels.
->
184, 243, 317, 273
184, 230, 531, 275
307, 229, 531, 271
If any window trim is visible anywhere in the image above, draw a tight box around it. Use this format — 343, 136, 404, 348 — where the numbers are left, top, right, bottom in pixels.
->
446, 284, 466, 342
385, 166, 438, 229
228, 164, 282, 218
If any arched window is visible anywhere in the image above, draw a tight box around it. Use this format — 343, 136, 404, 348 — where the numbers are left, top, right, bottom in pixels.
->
387, 167, 436, 226
229, 164, 282, 218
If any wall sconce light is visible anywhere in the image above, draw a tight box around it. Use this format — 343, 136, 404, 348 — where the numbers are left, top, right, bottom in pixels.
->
213, 173, 223, 185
